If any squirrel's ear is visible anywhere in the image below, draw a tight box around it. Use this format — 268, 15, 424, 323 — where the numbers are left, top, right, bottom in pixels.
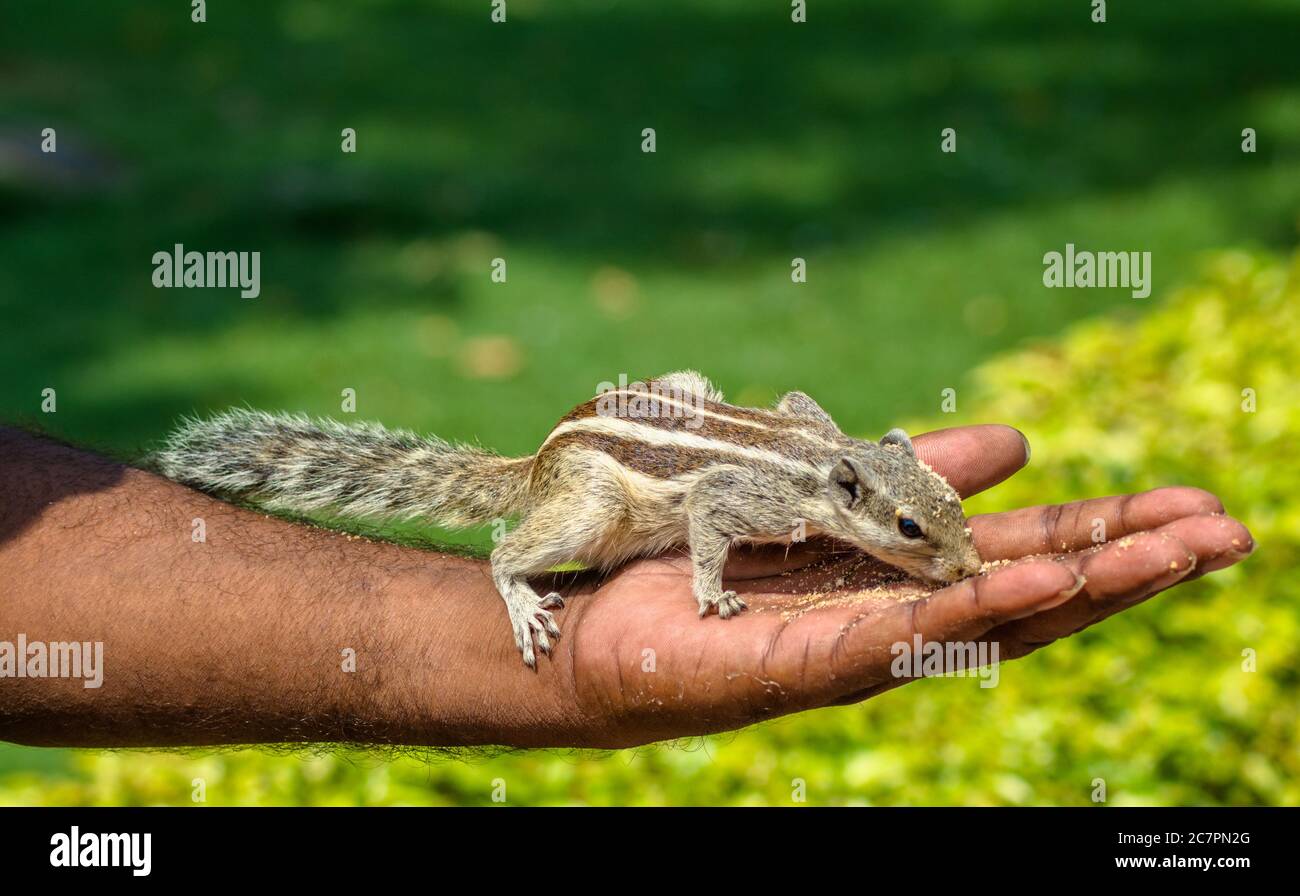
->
828, 455, 877, 509
880, 428, 915, 457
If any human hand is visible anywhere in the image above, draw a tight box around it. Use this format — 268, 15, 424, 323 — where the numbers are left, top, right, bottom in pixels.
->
548, 426, 1255, 748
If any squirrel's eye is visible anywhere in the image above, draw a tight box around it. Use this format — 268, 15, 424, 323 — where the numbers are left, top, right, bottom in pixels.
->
898, 517, 923, 539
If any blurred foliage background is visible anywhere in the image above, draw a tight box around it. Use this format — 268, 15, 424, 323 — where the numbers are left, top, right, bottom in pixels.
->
1, 0, 1297, 804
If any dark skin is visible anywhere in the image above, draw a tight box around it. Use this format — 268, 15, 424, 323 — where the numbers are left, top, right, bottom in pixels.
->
0, 425, 1254, 750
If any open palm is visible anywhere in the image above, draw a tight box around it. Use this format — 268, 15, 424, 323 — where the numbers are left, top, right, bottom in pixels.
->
550, 425, 1254, 748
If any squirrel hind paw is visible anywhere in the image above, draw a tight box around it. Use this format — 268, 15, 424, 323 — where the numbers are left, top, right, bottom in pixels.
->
504, 589, 564, 668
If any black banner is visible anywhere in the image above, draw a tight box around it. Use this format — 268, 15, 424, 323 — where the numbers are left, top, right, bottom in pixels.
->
0, 807, 1284, 881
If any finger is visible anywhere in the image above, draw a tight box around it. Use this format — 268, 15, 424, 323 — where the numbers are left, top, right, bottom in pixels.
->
912, 424, 1031, 499
1172, 513, 1257, 579
778, 560, 1082, 705
884, 560, 1084, 648
816, 514, 1252, 708
971, 486, 1226, 561
997, 513, 1254, 647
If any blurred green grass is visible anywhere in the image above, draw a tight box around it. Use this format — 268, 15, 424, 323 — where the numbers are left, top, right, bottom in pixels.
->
1, 0, 1298, 803
4, 1, 1300, 454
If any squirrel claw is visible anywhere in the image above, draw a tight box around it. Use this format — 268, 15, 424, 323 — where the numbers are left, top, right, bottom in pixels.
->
508, 594, 564, 668
698, 590, 748, 619
718, 592, 747, 618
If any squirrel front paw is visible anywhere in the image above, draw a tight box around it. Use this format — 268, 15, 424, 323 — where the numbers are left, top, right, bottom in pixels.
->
697, 589, 748, 620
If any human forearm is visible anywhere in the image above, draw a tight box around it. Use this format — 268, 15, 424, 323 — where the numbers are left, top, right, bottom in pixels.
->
0, 428, 579, 748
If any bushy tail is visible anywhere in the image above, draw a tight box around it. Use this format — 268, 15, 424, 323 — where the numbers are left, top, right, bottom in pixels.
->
152, 409, 533, 526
